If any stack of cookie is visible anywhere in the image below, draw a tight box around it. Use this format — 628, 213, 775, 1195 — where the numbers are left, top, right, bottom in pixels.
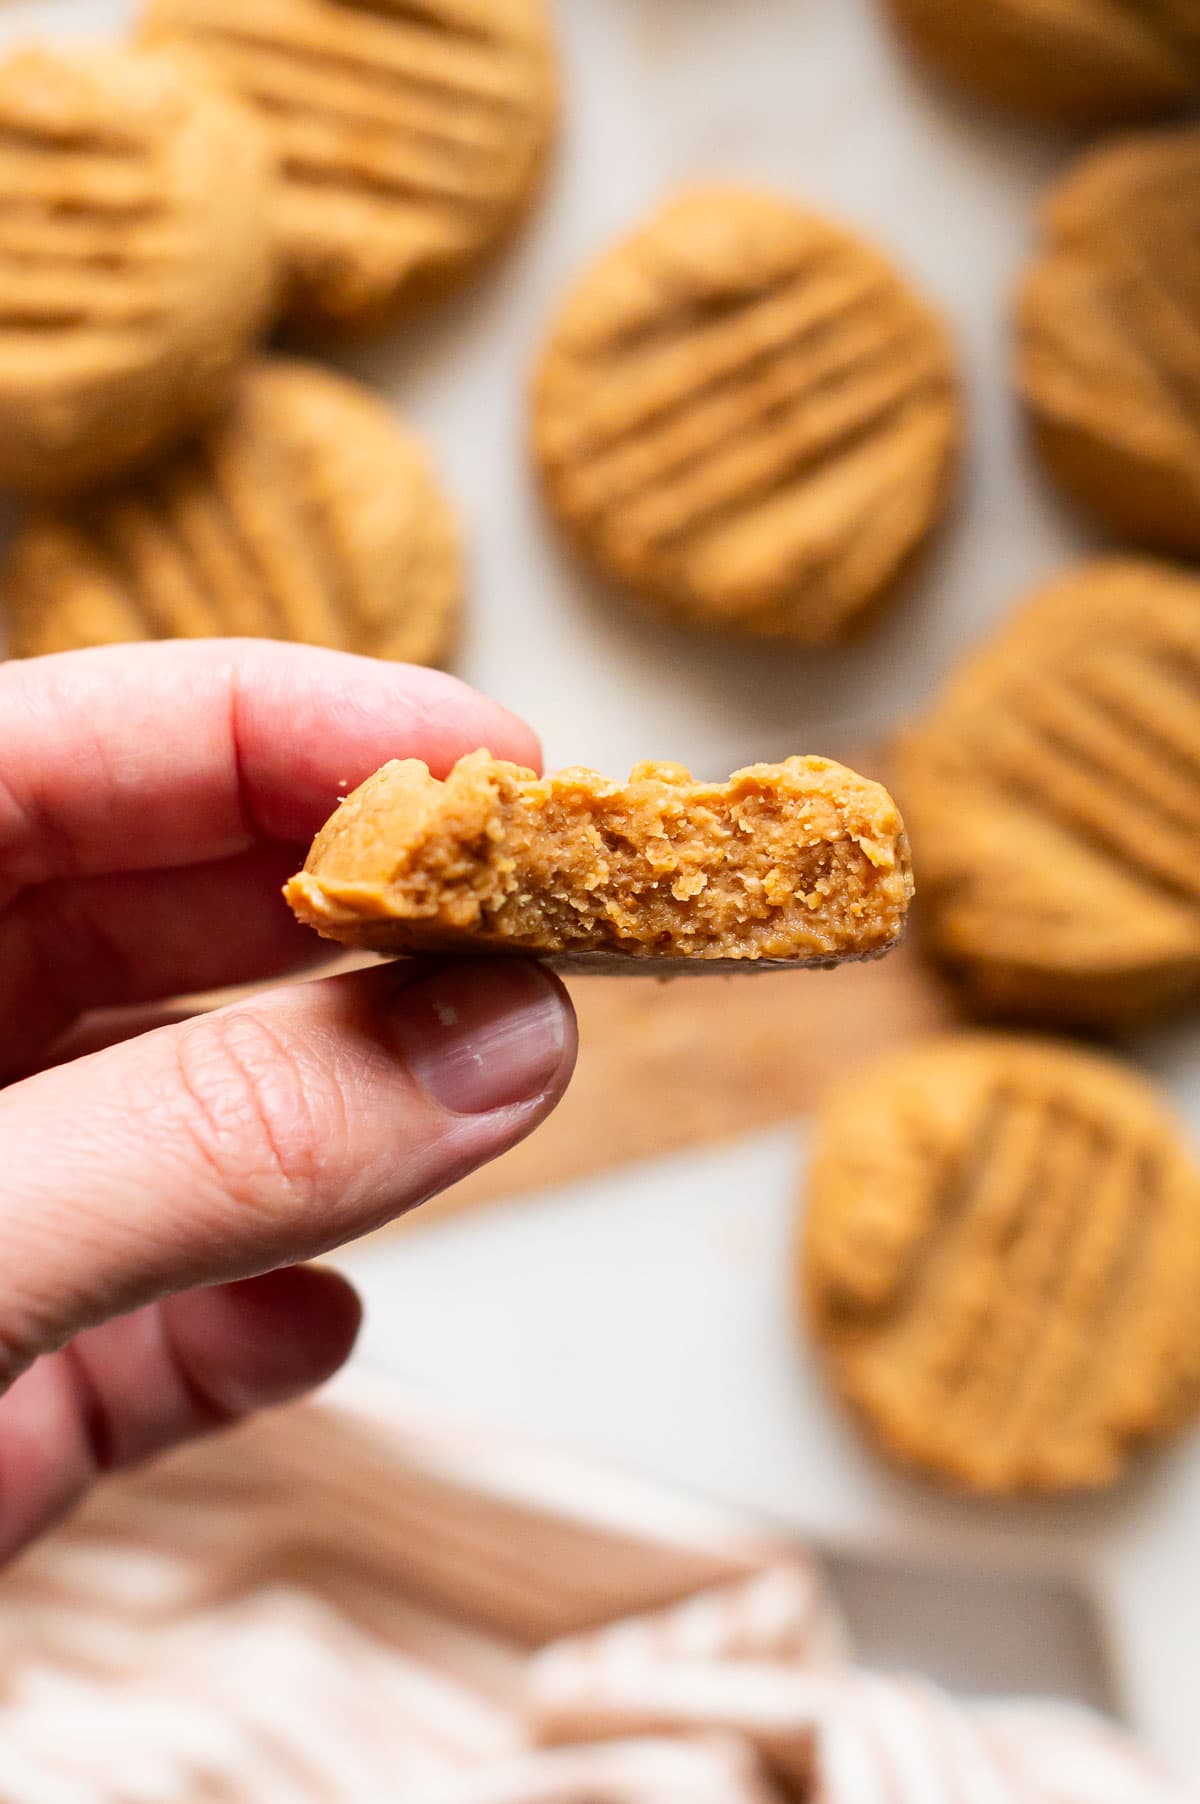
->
0, 0, 559, 666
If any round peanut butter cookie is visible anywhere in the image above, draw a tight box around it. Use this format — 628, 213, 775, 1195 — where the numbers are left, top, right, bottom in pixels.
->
897, 559, 1200, 1029
882, 0, 1200, 127
3, 358, 461, 665
1018, 125, 1200, 556
139, 0, 557, 334
0, 43, 278, 497
285, 751, 914, 970
531, 187, 961, 643
803, 1034, 1200, 1494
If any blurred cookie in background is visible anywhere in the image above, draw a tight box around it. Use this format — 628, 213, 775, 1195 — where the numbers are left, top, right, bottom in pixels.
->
0, 42, 279, 497
531, 186, 961, 645
1017, 125, 1200, 556
881, 0, 1200, 127
897, 560, 1200, 1030
139, 0, 558, 335
801, 1033, 1200, 1494
3, 358, 462, 665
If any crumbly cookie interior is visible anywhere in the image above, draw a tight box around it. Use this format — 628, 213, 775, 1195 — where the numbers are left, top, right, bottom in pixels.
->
286, 751, 912, 964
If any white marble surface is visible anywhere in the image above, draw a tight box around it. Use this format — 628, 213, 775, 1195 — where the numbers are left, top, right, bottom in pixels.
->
5, 0, 1199, 1783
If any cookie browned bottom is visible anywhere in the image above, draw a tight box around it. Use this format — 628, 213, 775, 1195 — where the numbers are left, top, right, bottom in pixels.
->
139, 0, 558, 335
1017, 124, 1200, 557
285, 752, 913, 969
883, 0, 1200, 126
0, 42, 279, 496
531, 186, 961, 645
897, 558, 1200, 1029
802, 1034, 1200, 1495
3, 358, 462, 667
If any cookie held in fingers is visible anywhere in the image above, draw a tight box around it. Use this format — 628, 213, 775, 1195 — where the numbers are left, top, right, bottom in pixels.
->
139, 0, 557, 334
802, 1035, 1200, 1495
3, 358, 462, 665
897, 559, 1200, 1029
0, 42, 278, 497
1017, 125, 1200, 556
882, 0, 1200, 127
284, 752, 913, 970
531, 186, 961, 643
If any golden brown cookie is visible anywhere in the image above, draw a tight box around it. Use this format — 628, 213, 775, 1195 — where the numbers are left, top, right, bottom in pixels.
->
802, 1034, 1200, 1494
882, 0, 1200, 127
139, 0, 557, 333
897, 559, 1200, 1029
285, 751, 913, 969
531, 186, 961, 643
3, 358, 461, 665
1017, 125, 1200, 556
0, 42, 278, 497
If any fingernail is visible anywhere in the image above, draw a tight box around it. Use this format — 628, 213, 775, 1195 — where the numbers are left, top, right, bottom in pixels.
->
388, 962, 573, 1116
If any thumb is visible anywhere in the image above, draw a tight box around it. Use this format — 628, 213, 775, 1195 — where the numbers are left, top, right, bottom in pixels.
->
0, 960, 576, 1384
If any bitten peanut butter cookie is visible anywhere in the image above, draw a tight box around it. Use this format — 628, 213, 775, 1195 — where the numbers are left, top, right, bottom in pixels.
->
803, 1035, 1200, 1494
3, 358, 461, 665
897, 559, 1200, 1029
139, 0, 556, 333
531, 187, 961, 643
1018, 125, 1200, 556
285, 752, 913, 969
883, 0, 1200, 127
0, 43, 278, 497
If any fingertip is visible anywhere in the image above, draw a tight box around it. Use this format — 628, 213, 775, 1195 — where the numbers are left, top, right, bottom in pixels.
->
393, 663, 541, 774
351, 659, 543, 777
229, 645, 543, 837
384, 959, 576, 1117
166, 1265, 363, 1418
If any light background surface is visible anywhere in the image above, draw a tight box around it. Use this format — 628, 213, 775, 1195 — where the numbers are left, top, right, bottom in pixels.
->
4, 0, 1199, 1779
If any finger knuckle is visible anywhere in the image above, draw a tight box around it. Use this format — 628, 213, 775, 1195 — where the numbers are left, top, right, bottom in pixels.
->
171, 1009, 330, 1219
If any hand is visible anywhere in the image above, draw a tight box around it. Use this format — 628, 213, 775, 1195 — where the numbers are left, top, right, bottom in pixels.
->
0, 641, 577, 1563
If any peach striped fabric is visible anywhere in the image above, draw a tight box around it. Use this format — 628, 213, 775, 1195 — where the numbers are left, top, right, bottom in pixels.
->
0, 1378, 1189, 1804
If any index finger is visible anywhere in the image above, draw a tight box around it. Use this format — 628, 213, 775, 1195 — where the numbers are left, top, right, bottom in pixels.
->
0, 640, 540, 898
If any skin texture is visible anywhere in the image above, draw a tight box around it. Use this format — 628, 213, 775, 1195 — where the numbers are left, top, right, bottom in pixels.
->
532, 186, 960, 643
0, 44, 280, 496
4, 359, 463, 666
0, 641, 577, 1565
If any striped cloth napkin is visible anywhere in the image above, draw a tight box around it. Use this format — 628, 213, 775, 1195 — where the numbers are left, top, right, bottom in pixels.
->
0, 1376, 1190, 1804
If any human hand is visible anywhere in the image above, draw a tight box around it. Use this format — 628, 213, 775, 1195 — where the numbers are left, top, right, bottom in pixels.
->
0, 641, 577, 1563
